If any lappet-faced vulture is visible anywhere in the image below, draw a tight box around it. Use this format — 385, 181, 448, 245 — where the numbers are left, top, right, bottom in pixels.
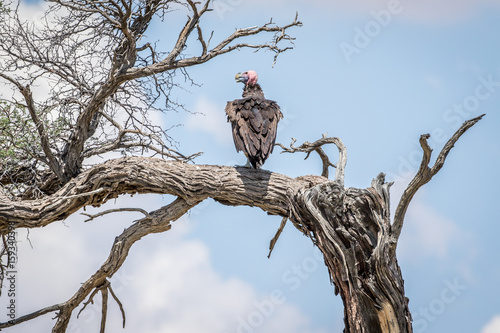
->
225, 70, 283, 168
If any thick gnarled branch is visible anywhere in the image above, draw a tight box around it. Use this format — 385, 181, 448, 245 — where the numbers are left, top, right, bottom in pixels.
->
0, 157, 317, 230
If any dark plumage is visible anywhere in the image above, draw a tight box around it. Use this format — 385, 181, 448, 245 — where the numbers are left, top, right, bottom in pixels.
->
225, 70, 283, 168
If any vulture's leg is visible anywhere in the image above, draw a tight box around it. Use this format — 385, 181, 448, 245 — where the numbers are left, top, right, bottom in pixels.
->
235, 158, 252, 168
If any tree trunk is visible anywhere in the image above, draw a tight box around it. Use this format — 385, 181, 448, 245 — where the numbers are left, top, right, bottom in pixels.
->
0, 158, 413, 333
290, 175, 412, 333
0, 115, 483, 332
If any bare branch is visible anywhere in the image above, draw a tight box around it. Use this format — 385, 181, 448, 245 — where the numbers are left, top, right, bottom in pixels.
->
0, 157, 322, 230
160, 0, 212, 67
82, 207, 151, 222
277, 135, 346, 185
0, 303, 63, 329
0, 196, 204, 331
108, 283, 126, 328
268, 217, 287, 258
392, 114, 485, 243
82, 111, 200, 162
76, 287, 100, 319
196, 23, 208, 56
74, 278, 126, 330
123, 13, 302, 80
50, 197, 201, 331
100, 286, 108, 333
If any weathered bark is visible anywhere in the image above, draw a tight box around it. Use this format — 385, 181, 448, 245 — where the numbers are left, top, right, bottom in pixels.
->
290, 175, 411, 333
0, 116, 483, 332
0, 158, 303, 230
0, 157, 411, 332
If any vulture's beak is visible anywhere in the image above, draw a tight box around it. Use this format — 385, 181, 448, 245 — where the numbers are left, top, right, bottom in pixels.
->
235, 72, 245, 83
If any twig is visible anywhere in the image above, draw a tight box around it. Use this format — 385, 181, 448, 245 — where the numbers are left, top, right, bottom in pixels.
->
82, 207, 151, 222
0, 303, 64, 328
123, 13, 302, 79
277, 135, 346, 185
196, 24, 207, 56
77, 287, 100, 319
108, 283, 126, 328
268, 217, 287, 258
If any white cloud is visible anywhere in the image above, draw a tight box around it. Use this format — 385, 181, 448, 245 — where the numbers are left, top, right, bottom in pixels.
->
0, 195, 327, 333
12, 0, 50, 25
403, 200, 461, 259
390, 176, 465, 262
481, 315, 500, 333
118, 231, 326, 333
127, 239, 253, 332
185, 96, 233, 145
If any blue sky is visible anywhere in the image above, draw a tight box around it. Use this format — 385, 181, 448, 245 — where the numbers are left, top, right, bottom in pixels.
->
1, 0, 500, 332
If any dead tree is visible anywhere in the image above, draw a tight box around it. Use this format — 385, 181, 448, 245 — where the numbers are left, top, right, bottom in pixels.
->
0, 1, 484, 332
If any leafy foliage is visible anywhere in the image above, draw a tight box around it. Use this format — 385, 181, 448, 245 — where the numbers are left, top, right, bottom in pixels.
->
0, 101, 70, 197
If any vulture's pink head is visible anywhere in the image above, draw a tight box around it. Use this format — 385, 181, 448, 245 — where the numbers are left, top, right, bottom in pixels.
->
235, 70, 258, 86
